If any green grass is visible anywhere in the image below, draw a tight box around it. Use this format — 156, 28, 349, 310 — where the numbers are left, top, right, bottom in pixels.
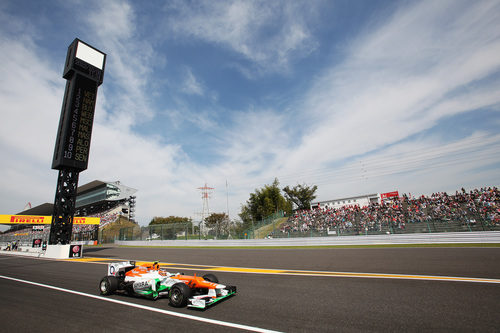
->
252, 217, 289, 239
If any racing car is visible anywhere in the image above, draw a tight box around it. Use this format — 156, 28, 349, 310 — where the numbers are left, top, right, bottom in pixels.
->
99, 261, 236, 309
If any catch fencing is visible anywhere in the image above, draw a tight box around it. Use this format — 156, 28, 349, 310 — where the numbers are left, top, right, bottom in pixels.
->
273, 218, 500, 239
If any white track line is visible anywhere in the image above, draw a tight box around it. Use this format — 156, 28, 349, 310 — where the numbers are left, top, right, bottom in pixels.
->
0, 275, 282, 333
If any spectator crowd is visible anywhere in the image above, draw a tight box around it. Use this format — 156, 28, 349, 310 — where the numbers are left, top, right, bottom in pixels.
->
281, 187, 499, 235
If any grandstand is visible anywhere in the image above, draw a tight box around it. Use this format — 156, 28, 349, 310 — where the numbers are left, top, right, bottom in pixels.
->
1, 180, 137, 244
74, 180, 137, 223
280, 186, 499, 237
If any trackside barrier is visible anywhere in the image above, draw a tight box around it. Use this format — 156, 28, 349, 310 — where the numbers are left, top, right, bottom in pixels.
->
115, 231, 500, 247
0, 243, 86, 258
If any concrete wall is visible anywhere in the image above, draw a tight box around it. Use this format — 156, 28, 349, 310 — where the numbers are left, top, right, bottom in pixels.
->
115, 231, 500, 247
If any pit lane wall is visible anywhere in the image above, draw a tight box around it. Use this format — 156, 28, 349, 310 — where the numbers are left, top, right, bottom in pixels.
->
115, 231, 500, 247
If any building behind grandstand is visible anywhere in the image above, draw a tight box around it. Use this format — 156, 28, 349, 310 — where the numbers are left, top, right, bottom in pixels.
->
311, 193, 380, 210
311, 191, 399, 210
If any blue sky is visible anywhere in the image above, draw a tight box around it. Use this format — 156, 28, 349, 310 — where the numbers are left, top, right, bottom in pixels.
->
0, 0, 499, 226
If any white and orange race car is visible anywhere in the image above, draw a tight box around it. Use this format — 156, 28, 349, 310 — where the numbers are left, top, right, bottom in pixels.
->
99, 261, 236, 309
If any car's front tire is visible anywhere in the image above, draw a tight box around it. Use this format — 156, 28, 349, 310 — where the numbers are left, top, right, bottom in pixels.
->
99, 276, 118, 295
202, 273, 219, 283
168, 282, 192, 307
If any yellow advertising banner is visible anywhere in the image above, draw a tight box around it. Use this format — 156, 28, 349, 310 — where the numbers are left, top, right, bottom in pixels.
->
0, 215, 100, 225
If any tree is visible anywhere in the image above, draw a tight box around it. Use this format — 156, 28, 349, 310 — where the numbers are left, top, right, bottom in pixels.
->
238, 204, 252, 228
149, 216, 192, 228
239, 178, 292, 225
148, 216, 192, 240
282, 183, 318, 210
204, 213, 230, 237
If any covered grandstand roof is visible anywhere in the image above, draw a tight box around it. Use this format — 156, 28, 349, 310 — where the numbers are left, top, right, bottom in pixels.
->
16, 180, 137, 215
77, 180, 107, 194
17, 202, 53, 215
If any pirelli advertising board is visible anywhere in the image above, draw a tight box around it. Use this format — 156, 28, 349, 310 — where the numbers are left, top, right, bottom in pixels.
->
52, 39, 106, 171
0, 215, 100, 225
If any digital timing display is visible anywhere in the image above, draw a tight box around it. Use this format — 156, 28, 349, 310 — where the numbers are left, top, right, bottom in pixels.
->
52, 74, 97, 171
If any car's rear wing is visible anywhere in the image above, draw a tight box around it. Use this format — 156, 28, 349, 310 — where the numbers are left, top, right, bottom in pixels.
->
108, 261, 136, 276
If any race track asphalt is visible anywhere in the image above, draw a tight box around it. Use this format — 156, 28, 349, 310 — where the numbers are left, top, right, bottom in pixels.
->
1, 246, 499, 332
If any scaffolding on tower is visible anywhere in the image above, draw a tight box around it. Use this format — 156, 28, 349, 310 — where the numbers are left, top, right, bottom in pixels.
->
198, 183, 214, 236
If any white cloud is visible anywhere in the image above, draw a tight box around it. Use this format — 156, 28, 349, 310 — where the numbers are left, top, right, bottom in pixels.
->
181, 67, 204, 96
86, 1, 134, 41
84, 0, 157, 128
0, 33, 62, 213
165, 0, 318, 76
282, 0, 500, 174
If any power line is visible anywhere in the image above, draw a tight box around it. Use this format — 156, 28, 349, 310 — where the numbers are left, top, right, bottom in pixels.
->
278, 133, 499, 183
234, 133, 500, 188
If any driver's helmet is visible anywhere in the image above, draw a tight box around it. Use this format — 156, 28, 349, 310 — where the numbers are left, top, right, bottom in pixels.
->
152, 261, 160, 270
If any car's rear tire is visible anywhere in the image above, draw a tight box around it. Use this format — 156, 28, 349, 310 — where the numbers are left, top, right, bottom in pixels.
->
169, 282, 192, 307
99, 276, 119, 295
202, 274, 219, 283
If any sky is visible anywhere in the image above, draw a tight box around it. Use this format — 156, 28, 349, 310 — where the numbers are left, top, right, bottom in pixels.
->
0, 0, 499, 227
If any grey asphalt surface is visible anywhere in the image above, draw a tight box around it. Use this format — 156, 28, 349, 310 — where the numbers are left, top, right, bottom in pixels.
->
1, 246, 499, 332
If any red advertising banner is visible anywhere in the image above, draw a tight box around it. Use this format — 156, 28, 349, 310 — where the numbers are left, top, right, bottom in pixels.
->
381, 191, 399, 199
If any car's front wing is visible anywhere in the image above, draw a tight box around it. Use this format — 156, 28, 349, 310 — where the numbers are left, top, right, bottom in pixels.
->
188, 286, 237, 309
